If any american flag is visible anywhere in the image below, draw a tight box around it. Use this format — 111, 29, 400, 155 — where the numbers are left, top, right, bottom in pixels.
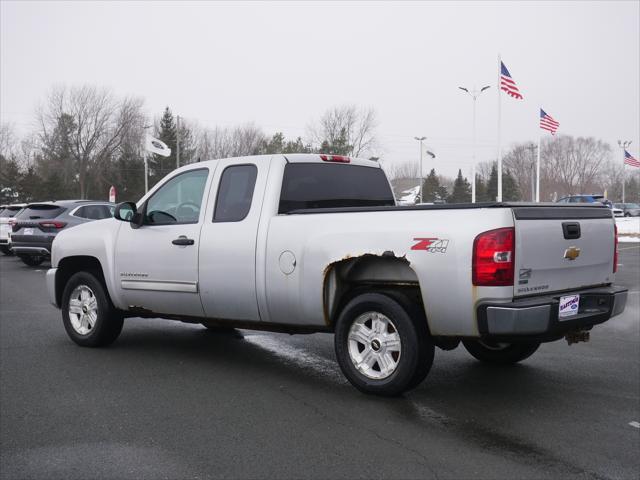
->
625, 150, 640, 168
500, 61, 523, 100
539, 109, 560, 135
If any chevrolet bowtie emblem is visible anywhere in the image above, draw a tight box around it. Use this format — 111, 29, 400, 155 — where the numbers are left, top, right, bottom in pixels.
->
564, 246, 581, 260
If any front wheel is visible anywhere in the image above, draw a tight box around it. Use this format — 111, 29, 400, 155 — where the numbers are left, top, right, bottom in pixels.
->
61, 271, 124, 347
462, 339, 540, 364
19, 254, 44, 266
334, 292, 434, 396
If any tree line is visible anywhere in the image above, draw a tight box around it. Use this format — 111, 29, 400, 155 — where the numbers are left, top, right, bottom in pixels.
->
388, 136, 639, 203
1, 83, 637, 204
0, 85, 378, 203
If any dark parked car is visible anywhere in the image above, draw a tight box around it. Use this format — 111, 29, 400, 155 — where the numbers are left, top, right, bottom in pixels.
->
613, 203, 640, 217
0, 203, 26, 255
11, 200, 114, 266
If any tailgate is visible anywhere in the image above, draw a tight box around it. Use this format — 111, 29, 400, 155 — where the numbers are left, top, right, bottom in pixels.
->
513, 206, 615, 297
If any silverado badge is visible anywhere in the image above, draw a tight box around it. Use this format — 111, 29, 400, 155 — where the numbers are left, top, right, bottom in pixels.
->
564, 246, 581, 261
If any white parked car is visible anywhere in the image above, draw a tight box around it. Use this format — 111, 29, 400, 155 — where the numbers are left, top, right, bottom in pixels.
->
45, 154, 627, 396
0, 203, 26, 255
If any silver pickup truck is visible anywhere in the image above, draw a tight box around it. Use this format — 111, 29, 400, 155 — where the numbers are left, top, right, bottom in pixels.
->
46, 154, 627, 396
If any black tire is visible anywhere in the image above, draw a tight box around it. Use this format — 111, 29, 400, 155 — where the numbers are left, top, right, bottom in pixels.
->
61, 271, 124, 347
0, 245, 12, 256
462, 339, 540, 364
19, 254, 44, 266
624, 212, 631, 217
334, 292, 434, 397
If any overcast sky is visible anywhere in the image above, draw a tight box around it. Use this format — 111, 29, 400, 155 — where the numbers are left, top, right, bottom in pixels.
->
1, 1, 638, 177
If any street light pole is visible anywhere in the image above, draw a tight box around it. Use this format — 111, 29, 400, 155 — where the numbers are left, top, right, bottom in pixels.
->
459, 85, 491, 203
414, 136, 426, 203
618, 140, 632, 203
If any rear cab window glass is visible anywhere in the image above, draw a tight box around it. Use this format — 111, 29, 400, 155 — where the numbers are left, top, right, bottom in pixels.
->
213, 165, 258, 222
278, 163, 395, 214
18, 205, 65, 219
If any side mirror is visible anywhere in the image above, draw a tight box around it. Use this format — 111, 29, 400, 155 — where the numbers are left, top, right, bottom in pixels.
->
114, 202, 137, 222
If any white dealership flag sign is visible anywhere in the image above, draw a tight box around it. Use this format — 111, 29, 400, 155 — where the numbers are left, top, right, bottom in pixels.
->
145, 135, 171, 157
109, 186, 116, 203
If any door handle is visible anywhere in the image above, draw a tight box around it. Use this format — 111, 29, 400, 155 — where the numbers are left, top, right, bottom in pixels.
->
172, 236, 195, 246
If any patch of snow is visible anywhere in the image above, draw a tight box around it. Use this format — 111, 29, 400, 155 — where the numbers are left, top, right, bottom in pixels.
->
616, 217, 640, 241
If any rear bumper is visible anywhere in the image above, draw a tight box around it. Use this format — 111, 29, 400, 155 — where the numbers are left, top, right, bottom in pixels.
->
10, 236, 53, 257
476, 285, 627, 342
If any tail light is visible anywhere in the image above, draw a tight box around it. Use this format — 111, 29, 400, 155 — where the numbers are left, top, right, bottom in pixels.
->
320, 154, 350, 163
39, 220, 67, 229
472, 227, 515, 286
613, 224, 618, 273
8, 218, 16, 226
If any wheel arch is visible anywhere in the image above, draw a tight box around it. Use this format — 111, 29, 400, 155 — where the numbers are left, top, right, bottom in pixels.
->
323, 253, 431, 333
55, 255, 108, 307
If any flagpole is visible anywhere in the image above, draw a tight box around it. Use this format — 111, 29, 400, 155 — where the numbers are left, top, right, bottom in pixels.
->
536, 132, 541, 202
497, 54, 503, 202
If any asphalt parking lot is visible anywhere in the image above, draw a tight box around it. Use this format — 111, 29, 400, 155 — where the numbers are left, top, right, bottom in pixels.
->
1, 247, 639, 480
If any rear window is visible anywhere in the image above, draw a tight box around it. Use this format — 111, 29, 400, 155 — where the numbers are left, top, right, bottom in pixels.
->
0, 207, 22, 218
74, 205, 114, 220
278, 163, 395, 214
17, 205, 65, 220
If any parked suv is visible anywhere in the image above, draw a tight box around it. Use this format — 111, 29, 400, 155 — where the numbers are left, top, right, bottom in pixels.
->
0, 203, 26, 255
613, 203, 640, 217
12, 200, 114, 266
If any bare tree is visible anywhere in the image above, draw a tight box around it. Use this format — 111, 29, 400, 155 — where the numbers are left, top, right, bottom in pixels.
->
309, 105, 378, 157
0, 122, 18, 160
503, 143, 537, 201
195, 123, 265, 160
37, 85, 144, 198
541, 135, 611, 199
384, 160, 419, 181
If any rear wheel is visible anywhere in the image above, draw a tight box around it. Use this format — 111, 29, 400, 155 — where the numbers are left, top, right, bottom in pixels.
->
462, 339, 540, 364
334, 292, 434, 396
61, 271, 124, 347
19, 254, 44, 267
0, 245, 12, 256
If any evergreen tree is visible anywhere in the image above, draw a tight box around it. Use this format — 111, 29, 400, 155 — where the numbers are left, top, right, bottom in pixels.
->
0, 155, 22, 203
487, 164, 498, 201
475, 176, 489, 202
155, 107, 177, 178
448, 169, 472, 203
485, 164, 521, 201
421, 169, 447, 202
318, 127, 351, 155
503, 169, 521, 201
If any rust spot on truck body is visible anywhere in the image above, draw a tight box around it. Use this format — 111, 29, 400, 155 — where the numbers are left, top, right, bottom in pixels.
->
321, 252, 412, 326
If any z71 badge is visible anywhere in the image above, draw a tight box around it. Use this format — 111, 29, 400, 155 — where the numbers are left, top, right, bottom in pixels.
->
411, 237, 449, 253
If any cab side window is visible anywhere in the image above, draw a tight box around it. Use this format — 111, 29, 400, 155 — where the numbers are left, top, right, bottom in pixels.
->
213, 165, 257, 222
145, 169, 209, 225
